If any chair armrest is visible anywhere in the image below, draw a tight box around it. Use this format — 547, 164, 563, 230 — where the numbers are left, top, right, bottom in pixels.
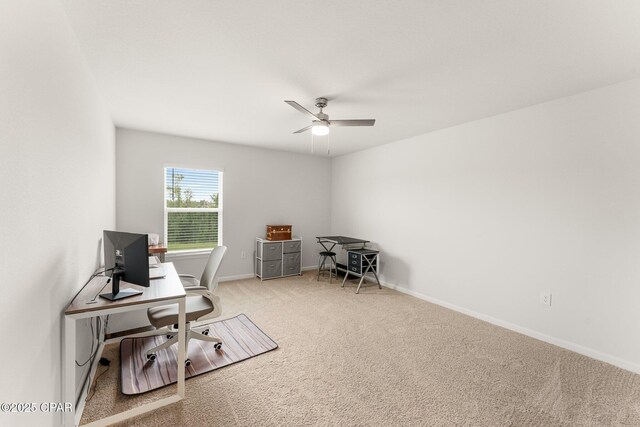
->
186, 288, 220, 315
178, 274, 197, 279
184, 285, 208, 291
179, 276, 200, 287
185, 286, 211, 297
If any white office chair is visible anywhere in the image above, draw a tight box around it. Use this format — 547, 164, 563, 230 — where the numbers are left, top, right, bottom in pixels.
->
146, 245, 227, 367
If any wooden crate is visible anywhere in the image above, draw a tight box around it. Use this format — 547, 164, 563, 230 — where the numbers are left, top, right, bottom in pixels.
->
266, 225, 292, 241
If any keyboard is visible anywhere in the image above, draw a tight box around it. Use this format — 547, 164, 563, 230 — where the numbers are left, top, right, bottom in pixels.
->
149, 267, 166, 279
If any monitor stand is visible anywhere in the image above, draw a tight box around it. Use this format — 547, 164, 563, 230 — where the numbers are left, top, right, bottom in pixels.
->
99, 289, 143, 301
99, 271, 143, 301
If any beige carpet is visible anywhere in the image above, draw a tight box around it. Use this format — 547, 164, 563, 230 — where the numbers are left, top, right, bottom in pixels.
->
81, 271, 640, 426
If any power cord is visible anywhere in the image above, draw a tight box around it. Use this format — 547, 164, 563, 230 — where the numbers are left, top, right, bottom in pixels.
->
85, 362, 110, 402
70, 267, 113, 301
86, 268, 119, 304
75, 316, 102, 367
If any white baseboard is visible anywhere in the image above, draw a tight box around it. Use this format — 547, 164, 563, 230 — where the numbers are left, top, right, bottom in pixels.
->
219, 266, 316, 282
219, 273, 255, 282
381, 281, 640, 375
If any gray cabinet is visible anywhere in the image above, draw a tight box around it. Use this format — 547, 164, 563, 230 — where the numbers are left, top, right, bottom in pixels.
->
256, 237, 302, 280
347, 249, 378, 275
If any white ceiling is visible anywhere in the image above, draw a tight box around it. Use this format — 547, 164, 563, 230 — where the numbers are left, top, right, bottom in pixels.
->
61, 0, 640, 157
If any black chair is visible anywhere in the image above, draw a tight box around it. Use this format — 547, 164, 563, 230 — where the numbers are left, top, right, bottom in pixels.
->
317, 250, 337, 283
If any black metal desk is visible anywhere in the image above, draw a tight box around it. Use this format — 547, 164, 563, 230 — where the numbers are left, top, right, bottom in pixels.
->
315, 236, 369, 253
316, 236, 381, 292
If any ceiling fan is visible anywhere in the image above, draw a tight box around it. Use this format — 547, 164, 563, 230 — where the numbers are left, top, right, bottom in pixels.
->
284, 97, 375, 136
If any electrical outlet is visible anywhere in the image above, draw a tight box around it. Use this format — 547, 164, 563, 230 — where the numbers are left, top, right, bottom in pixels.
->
540, 291, 552, 306
240, 250, 246, 259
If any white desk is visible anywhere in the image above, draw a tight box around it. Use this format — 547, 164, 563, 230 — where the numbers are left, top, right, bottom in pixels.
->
64, 263, 186, 427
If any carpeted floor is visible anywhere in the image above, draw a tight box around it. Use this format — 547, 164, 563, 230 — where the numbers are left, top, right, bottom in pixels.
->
81, 271, 640, 426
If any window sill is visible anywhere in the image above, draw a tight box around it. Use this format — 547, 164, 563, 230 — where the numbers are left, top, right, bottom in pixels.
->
166, 249, 212, 259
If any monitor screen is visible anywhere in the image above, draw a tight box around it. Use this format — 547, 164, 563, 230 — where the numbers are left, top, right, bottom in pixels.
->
102, 230, 150, 300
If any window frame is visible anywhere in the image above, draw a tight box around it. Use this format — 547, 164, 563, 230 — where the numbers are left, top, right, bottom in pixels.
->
163, 165, 224, 255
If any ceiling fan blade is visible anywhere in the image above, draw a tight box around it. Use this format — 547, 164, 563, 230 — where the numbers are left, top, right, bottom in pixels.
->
293, 124, 313, 134
285, 100, 320, 120
330, 119, 376, 127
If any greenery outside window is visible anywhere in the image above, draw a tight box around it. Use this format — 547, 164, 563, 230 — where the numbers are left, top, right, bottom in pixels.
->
164, 167, 222, 252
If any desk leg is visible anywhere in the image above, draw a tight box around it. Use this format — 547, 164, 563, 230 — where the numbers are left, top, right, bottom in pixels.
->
63, 316, 75, 427
369, 254, 382, 290
355, 270, 367, 294
355, 255, 381, 294
317, 241, 337, 253
355, 266, 382, 294
371, 268, 382, 290
341, 270, 349, 288
177, 298, 186, 398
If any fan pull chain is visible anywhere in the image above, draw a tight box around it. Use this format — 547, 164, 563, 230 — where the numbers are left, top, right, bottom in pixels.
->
311, 132, 315, 154
327, 132, 330, 156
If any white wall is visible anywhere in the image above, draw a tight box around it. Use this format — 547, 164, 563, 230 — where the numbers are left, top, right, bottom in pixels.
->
332, 78, 640, 373
0, 1, 115, 426
111, 128, 331, 331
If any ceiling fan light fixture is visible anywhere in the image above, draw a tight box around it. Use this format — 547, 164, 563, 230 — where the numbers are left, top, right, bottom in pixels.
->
312, 122, 329, 136
285, 98, 374, 136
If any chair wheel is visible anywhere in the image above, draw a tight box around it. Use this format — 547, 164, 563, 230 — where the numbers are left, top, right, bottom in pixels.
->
147, 353, 156, 361
202, 329, 209, 336
185, 358, 191, 368
214, 342, 222, 351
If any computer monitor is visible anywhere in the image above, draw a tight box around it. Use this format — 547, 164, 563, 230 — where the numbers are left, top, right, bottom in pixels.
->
101, 230, 150, 301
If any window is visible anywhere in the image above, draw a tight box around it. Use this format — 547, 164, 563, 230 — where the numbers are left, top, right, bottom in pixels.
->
164, 167, 222, 252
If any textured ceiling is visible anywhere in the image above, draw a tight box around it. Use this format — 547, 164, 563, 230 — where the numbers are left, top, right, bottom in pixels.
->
61, 0, 640, 156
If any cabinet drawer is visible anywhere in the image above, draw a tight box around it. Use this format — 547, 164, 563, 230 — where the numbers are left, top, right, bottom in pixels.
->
283, 240, 301, 253
258, 260, 282, 279
283, 252, 300, 270
260, 242, 282, 261
349, 265, 362, 274
283, 260, 301, 276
